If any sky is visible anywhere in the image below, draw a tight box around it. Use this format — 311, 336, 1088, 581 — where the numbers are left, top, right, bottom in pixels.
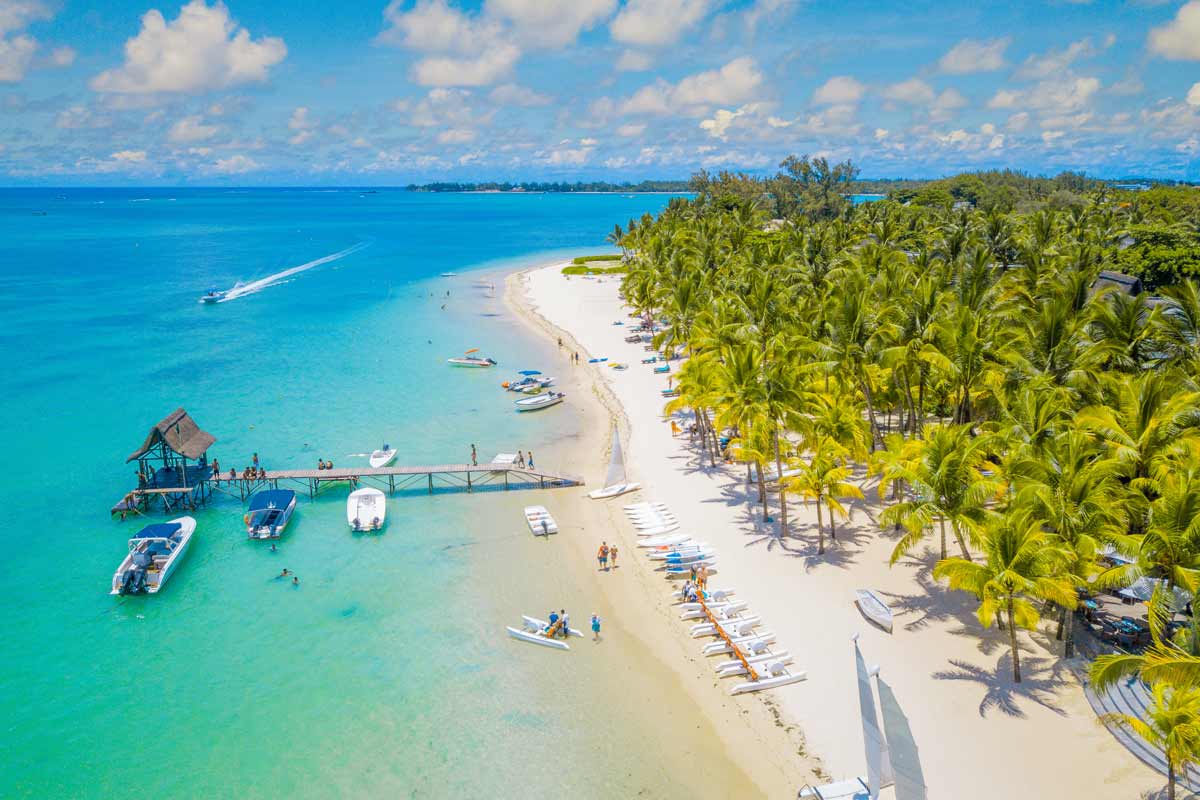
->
1, 0, 1199, 184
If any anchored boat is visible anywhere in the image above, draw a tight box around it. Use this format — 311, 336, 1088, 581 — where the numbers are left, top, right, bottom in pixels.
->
111, 517, 195, 595
448, 348, 497, 367
347, 487, 386, 532
369, 444, 398, 468
515, 392, 565, 412
246, 489, 297, 539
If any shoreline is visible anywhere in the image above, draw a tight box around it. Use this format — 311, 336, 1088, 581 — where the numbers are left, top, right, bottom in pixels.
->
505, 263, 814, 797
514, 262, 1165, 799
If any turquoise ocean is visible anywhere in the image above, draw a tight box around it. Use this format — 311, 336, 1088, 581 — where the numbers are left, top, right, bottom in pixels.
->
0, 189, 745, 798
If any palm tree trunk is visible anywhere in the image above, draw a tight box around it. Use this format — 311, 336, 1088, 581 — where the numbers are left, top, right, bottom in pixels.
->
774, 427, 789, 538
950, 520, 972, 560
816, 498, 825, 554
1008, 595, 1022, 683
917, 368, 927, 438
1064, 607, 1076, 659
757, 462, 769, 521
859, 374, 883, 451
938, 517, 948, 560
1168, 760, 1176, 800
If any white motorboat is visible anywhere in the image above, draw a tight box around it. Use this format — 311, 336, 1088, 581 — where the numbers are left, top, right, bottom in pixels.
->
448, 349, 497, 367
524, 505, 558, 536
199, 288, 225, 304
245, 489, 297, 539
369, 445, 398, 468
515, 392, 565, 412
504, 374, 554, 393
630, 512, 677, 525
589, 429, 641, 499
111, 516, 195, 595
347, 487, 386, 532
855, 589, 894, 634
663, 564, 717, 579
730, 662, 807, 694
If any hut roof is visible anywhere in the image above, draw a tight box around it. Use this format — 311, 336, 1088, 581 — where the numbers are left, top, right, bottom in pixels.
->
1093, 270, 1143, 296
127, 408, 216, 463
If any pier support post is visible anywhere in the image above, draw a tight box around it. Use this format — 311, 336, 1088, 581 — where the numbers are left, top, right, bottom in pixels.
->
428, 473, 433, 494
467, 471, 472, 492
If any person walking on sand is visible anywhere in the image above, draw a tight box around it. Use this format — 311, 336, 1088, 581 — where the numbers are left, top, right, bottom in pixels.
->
670, 420, 680, 437
470, 444, 477, 466
591, 614, 601, 641
598, 542, 609, 571
609, 543, 618, 568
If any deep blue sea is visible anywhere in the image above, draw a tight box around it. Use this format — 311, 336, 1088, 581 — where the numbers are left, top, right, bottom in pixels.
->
0, 188, 753, 798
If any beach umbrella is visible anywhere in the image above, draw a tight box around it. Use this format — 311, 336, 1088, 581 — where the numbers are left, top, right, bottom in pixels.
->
518, 370, 542, 375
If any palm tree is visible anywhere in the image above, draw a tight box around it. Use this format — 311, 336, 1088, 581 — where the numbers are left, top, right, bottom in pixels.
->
882, 424, 1001, 562
1096, 469, 1200, 595
1101, 683, 1200, 800
933, 508, 1076, 682
784, 436, 865, 554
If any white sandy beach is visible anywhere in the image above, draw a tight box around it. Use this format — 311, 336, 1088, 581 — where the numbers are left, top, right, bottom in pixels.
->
517, 262, 1165, 799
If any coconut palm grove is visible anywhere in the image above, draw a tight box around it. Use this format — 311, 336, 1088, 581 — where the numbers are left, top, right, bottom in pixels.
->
615, 159, 1200, 797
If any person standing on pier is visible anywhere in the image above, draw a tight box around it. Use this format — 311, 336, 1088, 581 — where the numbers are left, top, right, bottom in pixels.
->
527, 452, 535, 469
252, 453, 260, 470
471, 444, 477, 466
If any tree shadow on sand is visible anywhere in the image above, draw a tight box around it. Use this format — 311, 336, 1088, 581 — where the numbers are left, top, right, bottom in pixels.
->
932, 650, 1072, 719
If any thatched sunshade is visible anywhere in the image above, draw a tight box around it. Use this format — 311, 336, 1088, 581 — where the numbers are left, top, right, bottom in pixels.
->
127, 408, 216, 463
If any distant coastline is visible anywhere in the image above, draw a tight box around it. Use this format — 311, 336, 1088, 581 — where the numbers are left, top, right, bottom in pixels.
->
406, 180, 691, 193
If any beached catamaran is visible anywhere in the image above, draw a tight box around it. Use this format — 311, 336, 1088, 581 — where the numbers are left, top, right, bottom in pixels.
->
588, 428, 641, 499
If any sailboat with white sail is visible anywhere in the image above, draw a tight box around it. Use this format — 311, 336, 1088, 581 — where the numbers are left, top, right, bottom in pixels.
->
588, 428, 641, 499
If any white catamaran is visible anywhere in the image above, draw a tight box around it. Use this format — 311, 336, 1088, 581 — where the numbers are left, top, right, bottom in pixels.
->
588, 428, 641, 499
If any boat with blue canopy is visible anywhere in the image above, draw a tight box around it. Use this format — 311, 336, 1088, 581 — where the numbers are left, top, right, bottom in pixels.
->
110, 516, 195, 595
245, 489, 297, 539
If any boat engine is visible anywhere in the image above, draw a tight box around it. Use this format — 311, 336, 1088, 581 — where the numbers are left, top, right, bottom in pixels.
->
119, 551, 154, 595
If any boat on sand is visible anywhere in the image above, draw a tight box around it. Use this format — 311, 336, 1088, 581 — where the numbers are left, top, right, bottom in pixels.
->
524, 505, 558, 536
515, 392, 565, 412
855, 589, 894, 633
589, 429, 641, 499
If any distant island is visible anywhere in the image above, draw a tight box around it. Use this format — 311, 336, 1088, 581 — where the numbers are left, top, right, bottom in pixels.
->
405, 180, 690, 193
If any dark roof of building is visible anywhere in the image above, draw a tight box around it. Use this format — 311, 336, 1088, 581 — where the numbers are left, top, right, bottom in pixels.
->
127, 408, 216, 463
1093, 270, 1143, 295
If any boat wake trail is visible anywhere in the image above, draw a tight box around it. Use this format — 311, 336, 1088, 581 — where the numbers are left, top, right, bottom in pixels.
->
219, 241, 371, 302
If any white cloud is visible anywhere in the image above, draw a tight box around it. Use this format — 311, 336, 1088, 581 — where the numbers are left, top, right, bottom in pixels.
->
812, 75, 865, 106
874, 127, 889, 140
379, 0, 497, 51
168, 114, 218, 142
1188, 82, 1200, 107
617, 122, 646, 136
741, 0, 796, 35
699, 104, 761, 139
1042, 130, 1065, 143
1015, 37, 1103, 80
610, 0, 712, 47
49, 45, 75, 67
437, 128, 476, 144
55, 105, 110, 129
1006, 111, 1030, 131
0, 1, 51, 36
539, 141, 594, 166
1148, 0, 1200, 60
987, 76, 1100, 113
615, 49, 653, 71
287, 106, 317, 142
489, 82, 551, 106
289, 130, 313, 146
937, 37, 1009, 74
412, 44, 519, 87
112, 149, 147, 163
930, 88, 967, 120
883, 78, 935, 105
0, 0, 52, 82
622, 57, 763, 117
0, 34, 37, 82
91, 0, 287, 94
486, 0, 615, 48
210, 153, 259, 174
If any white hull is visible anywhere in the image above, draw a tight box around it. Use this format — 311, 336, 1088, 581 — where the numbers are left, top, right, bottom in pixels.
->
637, 534, 691, 548
855, 589, 894, 633
715, 650, 792, 676
679, 601, 748, 619
690, 617, 761, 638
369, 448, 398, 468
673, 587, 734, 602
524, 505, 559, 536
110, 516, 195, 595
731, 670, 807, 695
506, 626, 570, 650
522, 615, 584, 638
702, 631, 774, 656
347, 488, 386, 531
515, 393, 564, 412
624, 501, 668, 511
589, 481, 641, 499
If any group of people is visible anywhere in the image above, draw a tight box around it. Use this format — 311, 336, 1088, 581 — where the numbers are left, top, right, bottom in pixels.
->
278, 568, 299, 586
204, 453, 269, 482
316, 459, 336, 470
689, 563, 710, 590
546, 609, 603, 642
597, 541, 619, 571
516, 450, 534, 469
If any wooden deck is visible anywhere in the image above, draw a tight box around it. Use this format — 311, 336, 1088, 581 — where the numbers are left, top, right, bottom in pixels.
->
208, 461, 584, 501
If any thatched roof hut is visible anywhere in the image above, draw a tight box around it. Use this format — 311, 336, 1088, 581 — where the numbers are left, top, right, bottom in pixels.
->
127, 408, 216, 463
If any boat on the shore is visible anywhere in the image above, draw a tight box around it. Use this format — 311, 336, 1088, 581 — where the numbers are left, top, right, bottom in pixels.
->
715, 650, 792, 677
347, 487, 386, 532
673, 586, 734, 603
369, 444, 398, 468
111, 517, 195, 595
506, 615, 579, 650
637, 533, 692, 548
702, 630, 774, 656
855, 589, 894, 633
730, 661, 807, 694
590, 429, 641, 499
448, 348, 497, 367
515, 391, 564, 412
524, 505, 558, 536
503, 371, 554, 392
245, 489, 297, 539
690, 616, 761, 638
522, 615, 584, 637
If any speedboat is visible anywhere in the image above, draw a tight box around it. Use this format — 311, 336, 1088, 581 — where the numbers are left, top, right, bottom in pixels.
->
245, 489, 297, 539
503, 372, 554, 392
515, 392, 565, 412
111, 516, 195, 595
369, 445, 398, 468
524, 505, 558, 536
448, 348, 496, 367
200, 288, 225, 304
347, 487, 386, 532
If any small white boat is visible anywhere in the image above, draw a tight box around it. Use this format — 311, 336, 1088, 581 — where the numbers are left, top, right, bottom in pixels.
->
515, 392, 565, 412
855, 589, 894, 633
663, 564, 717, 579
199, 288, 225, 304
679, 601, 747, 619
656, 551, 716, 566
524, 505, 558, 536
647, 547, 714, 561
691, 617, 761, 638
673, 586, 734, 602
245, 489, 297, 539
507, 626, 570, 650
347, 487, 386, 532
702, 630, 775, 656
631, 515, 677, 528
715, 650, 792, 677
448, 349, 497, 367
111, 516, 195, 595
637, 533, 692, 548
658, 557, 716, 571
440, 272, 458, 277
730, 664, 807, 694
624, 501, 668, 512
369, 445, 398, 468
589, 429, 641, 499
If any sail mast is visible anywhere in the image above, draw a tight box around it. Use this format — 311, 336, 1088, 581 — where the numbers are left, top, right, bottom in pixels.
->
604, 428, 626, 489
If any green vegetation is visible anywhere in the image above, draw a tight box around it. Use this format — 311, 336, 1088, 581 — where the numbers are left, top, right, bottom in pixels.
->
572, 254, 622, 264
614, 157, 1200, 792
562, 253, 625, 275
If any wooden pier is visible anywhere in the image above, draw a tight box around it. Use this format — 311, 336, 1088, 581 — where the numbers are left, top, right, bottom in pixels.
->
208, 461, 584, 501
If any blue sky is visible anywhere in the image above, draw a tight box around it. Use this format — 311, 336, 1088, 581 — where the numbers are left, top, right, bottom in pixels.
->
1, 0, 1199, 184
